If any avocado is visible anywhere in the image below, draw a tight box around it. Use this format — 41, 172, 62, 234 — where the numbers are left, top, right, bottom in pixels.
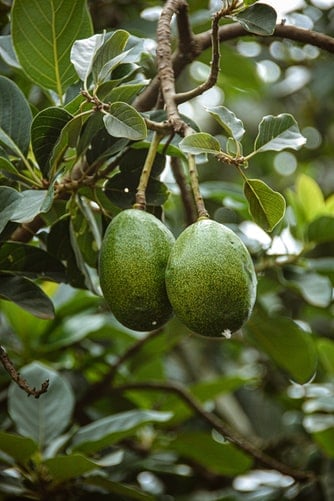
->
99, 208, 175, 331
165, 219, 257, 337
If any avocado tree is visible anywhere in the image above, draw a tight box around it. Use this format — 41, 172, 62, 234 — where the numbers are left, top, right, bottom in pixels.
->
0, 0, 334, 499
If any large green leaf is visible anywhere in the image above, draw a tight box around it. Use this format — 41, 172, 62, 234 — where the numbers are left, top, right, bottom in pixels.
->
0, 242, 66, 282
1, 189, 53, 228
71, 410, 172, 454
244, 178, 286, 232
245, 309, 317, 384
253, 114, 306, 153
0, 76, 32, 156
44, 452, 122, 482
317, 338, 334, 375
11, 0, 93, 98
8, 362, 75, 447
31, 107, 73, 177
235, 3, 277, 36
103, 102, 147, 140
0, 275, 55, 318
0, 431, 38, 463
0, 186, 21, 234
167, 431, 252, 476
179, 132, 221, 156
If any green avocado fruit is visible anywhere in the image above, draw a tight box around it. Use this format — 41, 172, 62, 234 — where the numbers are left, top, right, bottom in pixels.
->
99, 208, 175, 331
165, 218, 257, 337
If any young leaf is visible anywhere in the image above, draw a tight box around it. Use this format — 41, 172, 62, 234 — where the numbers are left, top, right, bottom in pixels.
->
244, 178, 286, 232
179, 133, 221, 156
0, 76, 32, 156
92, 29, 130, 83
8, 362, 75, 447
206, 106, 245, 141
245, 309, 317, 384
103, 102, 147, 140
0, 275, 55, 319
235, 3, 277, 36
254, 114, 306, 154
296, 174, 325, 222
70, 32, 105, 83
12, 0, 93, 98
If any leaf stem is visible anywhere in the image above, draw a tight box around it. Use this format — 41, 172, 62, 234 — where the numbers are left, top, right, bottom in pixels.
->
134, 132, 163, 210
187, 154, 209, 220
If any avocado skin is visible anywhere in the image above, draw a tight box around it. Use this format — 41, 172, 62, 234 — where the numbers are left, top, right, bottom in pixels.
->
99, 209, 175, 331
165, 219, 257, 337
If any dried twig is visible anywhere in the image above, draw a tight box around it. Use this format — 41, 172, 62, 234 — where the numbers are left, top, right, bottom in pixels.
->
0, 346, 49, 398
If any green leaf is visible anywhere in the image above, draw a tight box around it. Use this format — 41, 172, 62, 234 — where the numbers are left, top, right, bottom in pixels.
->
44, 453, 109, 482
283, 267, 332, 308
245, 309, 317, 384
0, 35, 21, 68
0, 242, 66, 282
103, 102, 147, 140
244, 178, 286, 232
10, 190, 52, 223
308, 216, 334, 243
71, 33, 105, 83
167, 432, 252, 476
84, 476, 155, 500
0, 76, 32, 156
69, 197, 101, 267
11, 0, 93, 98
97, 82, 146, 104
317, 338, 334, 375
179, 132, 221, 155
31, 107, 73, 177
235, 3, 277, 36
254, 114, 306, 153
0, 186, 21, 234
8, 362, 75, 447
71, 410, 172, 454
295, 174, 325, 222
0, 431, 38, 463
206, 106, 245, 140
0, 275, 55, 318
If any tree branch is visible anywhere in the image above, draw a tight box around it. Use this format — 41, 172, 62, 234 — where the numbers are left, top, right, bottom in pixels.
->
0, 346, 49, 398
114, 380, 316, 482
134, 22, 334, 113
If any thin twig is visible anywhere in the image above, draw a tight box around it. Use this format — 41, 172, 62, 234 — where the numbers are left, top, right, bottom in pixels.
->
0, 346, 49, 398
114, 380, 316, 482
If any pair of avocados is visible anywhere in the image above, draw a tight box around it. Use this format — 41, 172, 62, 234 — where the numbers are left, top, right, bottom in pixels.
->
99, 208, 257, 337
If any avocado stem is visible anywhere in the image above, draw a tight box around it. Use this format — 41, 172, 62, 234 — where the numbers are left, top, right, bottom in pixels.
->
134, 132, 163, 211
187, 154, 209, 220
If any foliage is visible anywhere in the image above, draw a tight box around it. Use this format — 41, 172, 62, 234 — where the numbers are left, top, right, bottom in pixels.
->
0, 0, 334, 499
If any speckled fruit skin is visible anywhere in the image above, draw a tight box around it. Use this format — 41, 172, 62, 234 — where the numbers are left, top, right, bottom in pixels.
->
165, 219, 257, 337
99, 209, 175, 331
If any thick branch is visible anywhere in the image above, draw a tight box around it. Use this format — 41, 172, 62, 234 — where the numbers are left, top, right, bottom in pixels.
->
134, 23, 334, 112
115, 380, 316, 482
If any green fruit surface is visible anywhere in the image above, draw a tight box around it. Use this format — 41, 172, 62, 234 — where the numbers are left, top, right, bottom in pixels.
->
165, 219, 257, 337
99, 209, 175, 331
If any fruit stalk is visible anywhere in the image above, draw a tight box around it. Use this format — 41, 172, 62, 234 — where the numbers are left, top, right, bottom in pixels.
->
134, 132, 163, 210
187, 153, 209, 219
